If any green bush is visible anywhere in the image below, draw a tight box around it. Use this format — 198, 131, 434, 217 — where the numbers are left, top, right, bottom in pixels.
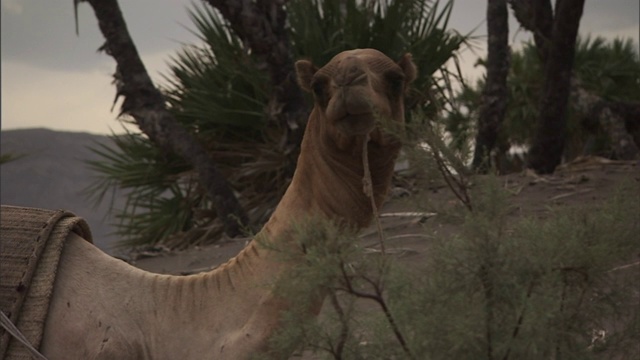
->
267, 178, 640, 359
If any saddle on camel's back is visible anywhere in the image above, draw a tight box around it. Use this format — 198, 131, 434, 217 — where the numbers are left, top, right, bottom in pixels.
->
0, 206, 93, 359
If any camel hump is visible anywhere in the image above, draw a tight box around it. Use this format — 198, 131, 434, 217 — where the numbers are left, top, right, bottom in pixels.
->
0, 205, 92, 359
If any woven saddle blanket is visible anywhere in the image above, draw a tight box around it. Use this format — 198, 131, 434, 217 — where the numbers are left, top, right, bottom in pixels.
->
0, 206, 93, 359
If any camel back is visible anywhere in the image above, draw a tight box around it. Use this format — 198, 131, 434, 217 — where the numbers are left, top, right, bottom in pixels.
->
0, 206, 93, 359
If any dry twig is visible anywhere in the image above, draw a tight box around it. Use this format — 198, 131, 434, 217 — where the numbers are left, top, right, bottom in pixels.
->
362, 134, 387, 254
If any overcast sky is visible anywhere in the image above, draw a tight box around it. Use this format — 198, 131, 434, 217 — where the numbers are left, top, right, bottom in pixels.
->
2, 0, 638, 135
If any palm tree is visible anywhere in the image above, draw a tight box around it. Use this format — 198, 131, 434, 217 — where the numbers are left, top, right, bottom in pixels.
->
526, 0, 585, 174
87, 0, 467, 249
445, 36, 640, 173
471, 0, 510, 172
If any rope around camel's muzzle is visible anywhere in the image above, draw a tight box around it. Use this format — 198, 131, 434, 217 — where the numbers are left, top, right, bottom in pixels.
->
361, 133, 386, 255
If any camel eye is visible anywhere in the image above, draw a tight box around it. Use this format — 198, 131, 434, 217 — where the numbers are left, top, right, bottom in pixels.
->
310, 77, 329, 106
312, 81, 324, 96
384, 70, 405, 96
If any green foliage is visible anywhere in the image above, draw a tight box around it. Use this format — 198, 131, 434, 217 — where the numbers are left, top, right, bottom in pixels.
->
86, 0, 468, 248
574, 37, 640, 102
260, 217, 405, 359
267, 178, 640, 359
163, 5, 269, 136
446, 36, 640, 163
408, 179, 640, 359
287, 0, 467, 114
0, 152, 27, 165
85, 129, 203, 247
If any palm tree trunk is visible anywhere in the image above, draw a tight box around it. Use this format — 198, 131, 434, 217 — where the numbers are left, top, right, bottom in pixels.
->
527, 0, 585, 174
203, 0, 308, 154
509, 0, 553, 63
83, 0, 248, 236
472, 0, 510, 172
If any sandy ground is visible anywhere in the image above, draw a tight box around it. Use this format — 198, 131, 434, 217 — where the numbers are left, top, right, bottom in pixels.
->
132, 157, 639, 276
124, 157, 638, 358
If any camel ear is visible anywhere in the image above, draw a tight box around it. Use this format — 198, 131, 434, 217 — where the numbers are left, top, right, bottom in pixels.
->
295, 60, 318, 92
397, 53, 417, 85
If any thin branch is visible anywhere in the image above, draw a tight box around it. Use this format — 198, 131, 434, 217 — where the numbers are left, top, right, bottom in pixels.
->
428, 136, 473, 211
479, 264, 495, 360
337, 262, 415, 359
362, 133, 386, 254
329, 292, 349, 359
502, 279, 537, 360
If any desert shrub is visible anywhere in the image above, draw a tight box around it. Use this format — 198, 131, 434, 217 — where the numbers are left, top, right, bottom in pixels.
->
267, 178, 640, 359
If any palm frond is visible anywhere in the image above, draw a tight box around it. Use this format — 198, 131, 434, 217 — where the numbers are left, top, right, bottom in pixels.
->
88, 0, 469, 249
444, 35, 640, 164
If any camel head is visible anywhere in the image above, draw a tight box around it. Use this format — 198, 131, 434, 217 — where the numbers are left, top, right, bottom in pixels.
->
295, 48, 417, 148
292, 49, 417, 229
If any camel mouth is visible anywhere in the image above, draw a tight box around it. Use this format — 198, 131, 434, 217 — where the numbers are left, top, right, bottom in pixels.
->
334, 113, 376, 136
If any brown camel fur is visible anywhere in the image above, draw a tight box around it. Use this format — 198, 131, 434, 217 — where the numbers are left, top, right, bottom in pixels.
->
38, 49, 416, 359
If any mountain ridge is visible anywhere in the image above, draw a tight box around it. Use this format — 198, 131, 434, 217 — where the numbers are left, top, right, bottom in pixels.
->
1, 128, 124, 253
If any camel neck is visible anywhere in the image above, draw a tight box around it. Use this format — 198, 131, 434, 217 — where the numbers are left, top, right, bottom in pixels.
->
288, 112, 400, 229
141, 239, 289, 358
145, 119, 400, 357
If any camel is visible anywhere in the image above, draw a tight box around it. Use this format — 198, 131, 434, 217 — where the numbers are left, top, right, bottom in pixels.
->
37, 48, 417, 359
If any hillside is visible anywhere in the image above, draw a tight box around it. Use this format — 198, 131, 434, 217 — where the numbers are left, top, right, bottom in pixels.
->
0, 128, 124, 253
